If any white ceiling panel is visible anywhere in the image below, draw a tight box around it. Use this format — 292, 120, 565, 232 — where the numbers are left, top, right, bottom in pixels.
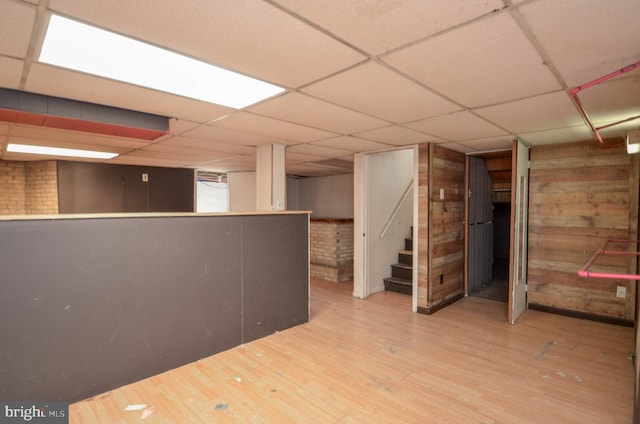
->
406, 111, 508, 141
311, 136, 390, 152
383, 11, 561, 108
159, 137, 255, 155
210, 112, 338, 144
518, 125, 594, 146
0, 57, 25, 89
249, 92, 389, 134
272, 0, 504, 55
0, 0, 36, 58
302, 61, 460, 123
520, 0, 640, 88
197, 156, 256, 172
47, 0, 365, 88
181, 125, 279, 146
457, 135, 514, 152
25, 64, 234, 123
577, 73, 640, 126
474, 91, 585, 134
438, 143, 477, 154
0, 123, 10, 135
286, 143, 352, 158
134, 144, 230, 162
109, 155, 190, 168
169, 118, 202, 136
354, 125, 440, 145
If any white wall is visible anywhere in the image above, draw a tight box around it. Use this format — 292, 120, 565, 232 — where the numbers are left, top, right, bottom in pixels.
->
228, 171, 256, 212
196, 181, 229, 212
229, 171, 301, 212
365, 149, 414, 294
297, 174, 354, 218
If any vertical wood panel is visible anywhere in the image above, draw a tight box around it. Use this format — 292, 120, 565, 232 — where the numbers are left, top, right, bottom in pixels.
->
417, 144, 465, 312
528, 140, 639, 320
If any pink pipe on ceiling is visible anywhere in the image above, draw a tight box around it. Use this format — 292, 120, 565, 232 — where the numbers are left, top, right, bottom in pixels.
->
570, 61, 640, 145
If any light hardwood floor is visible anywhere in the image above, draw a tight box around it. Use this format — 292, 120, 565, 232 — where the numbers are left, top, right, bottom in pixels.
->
70, 279, 634, 423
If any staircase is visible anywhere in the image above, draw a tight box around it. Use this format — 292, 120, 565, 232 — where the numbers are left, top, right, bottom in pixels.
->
383, 228, 413, 295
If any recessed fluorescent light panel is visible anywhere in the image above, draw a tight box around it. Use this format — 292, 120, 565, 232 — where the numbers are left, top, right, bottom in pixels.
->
40, 15, 285, 109
7, 143, 118, 159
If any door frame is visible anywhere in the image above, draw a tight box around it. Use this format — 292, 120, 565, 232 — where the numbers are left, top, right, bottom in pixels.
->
508, 138, 530, 324
353, 145, 419, 312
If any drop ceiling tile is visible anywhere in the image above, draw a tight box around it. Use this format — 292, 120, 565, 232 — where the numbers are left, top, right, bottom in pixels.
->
26, 64, 234, 123
159, 136, 256, 155
48, 0, 365, 88
0, 123, 9, 135
248, 92, 389, 134
383, 12, 561, 108
286, 143, 352, 158
181, 125, 279, 146
169, 118, 202, 136
9, 124, 149, 149
137, 144, 230, 162
458, 135, 514, 152
286, 162, 352, 177
109, 155, 189, 168
285, 151, 328, 163
273, 0, 503, 55
0, 1, 36, 58
519, 0, 640, 87
518, 125, 593, 146
577, 73, 640, 127
302, 61, 460, 123
354, 125, 440, 145
197, 155, 257, 172
405, 111, 507, 141
474, 91, 585, 134
6, 135, 132, 154
438, 143, 477, 154
210, 112, 338, 143
0, 57, 25, 89
311, 136, 390, 152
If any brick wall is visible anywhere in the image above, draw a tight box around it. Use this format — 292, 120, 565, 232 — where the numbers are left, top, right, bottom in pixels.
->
310, 218, 353, 282
25, 161, 59, 214
0, 161, 26, 214
0, 160, 58, 215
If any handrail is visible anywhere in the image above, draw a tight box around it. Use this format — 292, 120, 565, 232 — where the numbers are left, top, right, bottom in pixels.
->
577, 239, 640, 280
379, 180, 413, 239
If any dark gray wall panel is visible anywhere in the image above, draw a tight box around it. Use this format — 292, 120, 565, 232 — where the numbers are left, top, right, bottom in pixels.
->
242, 214, 309, 343
57, 161, 194, 214
0, 214, 308, 402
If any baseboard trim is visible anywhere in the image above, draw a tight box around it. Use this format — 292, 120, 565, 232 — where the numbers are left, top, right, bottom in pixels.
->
418, 292, 465, 315
528, 303, 634, 327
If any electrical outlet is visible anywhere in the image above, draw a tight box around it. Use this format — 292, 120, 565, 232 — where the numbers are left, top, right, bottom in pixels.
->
616, 286, 626, 298
142, 173, 149, 182
440, 188, 444, 200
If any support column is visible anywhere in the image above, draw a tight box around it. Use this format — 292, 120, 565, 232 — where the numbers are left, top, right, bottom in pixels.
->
256, 143, 286, 211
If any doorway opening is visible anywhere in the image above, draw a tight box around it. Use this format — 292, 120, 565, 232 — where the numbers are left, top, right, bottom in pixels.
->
467, 150, 512, 303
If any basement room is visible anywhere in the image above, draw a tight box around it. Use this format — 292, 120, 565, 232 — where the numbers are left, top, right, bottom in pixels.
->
1, 0, 640, 422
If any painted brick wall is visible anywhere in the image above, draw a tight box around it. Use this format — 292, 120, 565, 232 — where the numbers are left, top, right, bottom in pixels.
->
25, 161, 59, 214
0, 161, 26, 214
310, 219, 353, 282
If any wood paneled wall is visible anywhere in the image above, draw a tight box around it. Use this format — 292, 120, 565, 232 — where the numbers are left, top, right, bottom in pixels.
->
528, 140, 639, 321
417, 144, 465, 313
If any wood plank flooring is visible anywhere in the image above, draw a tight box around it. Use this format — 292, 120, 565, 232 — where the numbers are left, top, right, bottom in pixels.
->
69, 279, 634, 423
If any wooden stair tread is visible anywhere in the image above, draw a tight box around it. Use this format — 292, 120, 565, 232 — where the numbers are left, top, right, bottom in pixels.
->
383, 277, 412, 286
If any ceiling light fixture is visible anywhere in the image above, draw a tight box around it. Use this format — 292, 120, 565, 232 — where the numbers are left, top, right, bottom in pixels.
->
39, 15, 285, 109
7, 143, 118, 159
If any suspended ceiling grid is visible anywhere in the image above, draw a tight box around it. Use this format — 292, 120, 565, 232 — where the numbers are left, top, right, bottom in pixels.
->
0, 0, 639, 176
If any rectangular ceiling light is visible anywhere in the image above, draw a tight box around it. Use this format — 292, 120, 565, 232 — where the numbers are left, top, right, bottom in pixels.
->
7, 143, 118, 159
39, 15, 285, 109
